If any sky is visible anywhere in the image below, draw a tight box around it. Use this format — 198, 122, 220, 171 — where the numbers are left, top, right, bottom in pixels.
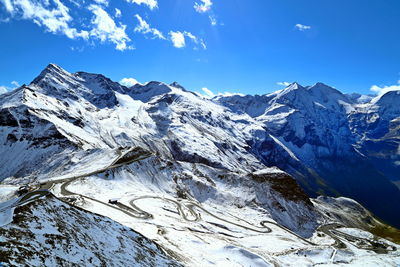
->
0, 0, 400, 96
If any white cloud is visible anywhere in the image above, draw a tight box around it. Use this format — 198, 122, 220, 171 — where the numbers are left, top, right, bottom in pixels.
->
277, 82, 290, 87
0, 86, 8, 95
2, 0, 205, 51
169, 31, 185, 48
200, 39, 206, 49
115, 8, 121, 18
133, 16, 204, 49
218, 92, 245, 97
94, 0, 108, 6
194, 0, 217, 26
194, 0, 212, 13
1, 0, 14, 13
197, 88, 244, 98
209, 15, 217, 26
295, 24, 311, 31
11, 81, 19, 87
201, 87, 215, 98
2, 0, 89, 39
0, 80, 20, 94
182, 31, 206, 50
89, 4, 132, 51
70, 46, 84, 52
184, 31, 197, 42
67, 0, 82, 8
370, 83, 400, 96
119, 78, 139, 87
126, 0, 157, 10
0, 17, 10, 23
134, 14, 165, 39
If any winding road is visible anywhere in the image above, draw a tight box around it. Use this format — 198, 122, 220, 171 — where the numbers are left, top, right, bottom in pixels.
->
5, 146, 397, 256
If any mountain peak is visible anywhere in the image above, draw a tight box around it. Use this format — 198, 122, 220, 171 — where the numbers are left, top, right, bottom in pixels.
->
41, 63, 69, 76
306, 82, 339, 92
312, 82, 329, 87
279, 82, 305, 94
26, 64, 129, 109
31, 63, 72, 86
129, 81, 172, 102
47, 63, 63, 71
287, 82, 303, 89
307, 82, 349, 101
170, 82, 185, 90
372, 89, 400, 105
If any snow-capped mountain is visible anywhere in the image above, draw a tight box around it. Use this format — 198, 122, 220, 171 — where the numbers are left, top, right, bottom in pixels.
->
217, 81, 400, 229
1, 64, 399, 266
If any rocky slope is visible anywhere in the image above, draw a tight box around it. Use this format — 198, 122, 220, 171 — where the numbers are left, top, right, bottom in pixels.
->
0, 194, 182, 266
0, 64, 399, 266
216, 82, 400, 228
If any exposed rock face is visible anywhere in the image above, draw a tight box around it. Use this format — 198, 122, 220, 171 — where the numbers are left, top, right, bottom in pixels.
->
1, 64, 399, 228
216, 82, 400, 228
1, 64, 400, 266
0, 195, 182, 266
249, 169, 313, 205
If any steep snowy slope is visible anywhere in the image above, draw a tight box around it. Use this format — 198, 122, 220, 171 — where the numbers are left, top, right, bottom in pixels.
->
349, 91, 400, 184
217, 82, 400, 229
0, 194, 181, 266
0, 90, 84, 181
1, 64, 400, 266
1, 64, 300, 185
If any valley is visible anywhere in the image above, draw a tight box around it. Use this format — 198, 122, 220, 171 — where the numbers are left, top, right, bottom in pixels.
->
1, 64, 400, 266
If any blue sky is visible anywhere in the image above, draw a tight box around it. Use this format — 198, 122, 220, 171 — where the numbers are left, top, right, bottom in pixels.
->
1, 0, 400, 96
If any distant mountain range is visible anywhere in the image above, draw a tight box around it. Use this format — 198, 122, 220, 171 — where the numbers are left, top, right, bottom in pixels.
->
216, 81, 400, 228
1, 64, 399, 266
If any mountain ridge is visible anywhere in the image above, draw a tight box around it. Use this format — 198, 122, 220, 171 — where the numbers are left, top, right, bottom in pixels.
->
1, 64, 400, 266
